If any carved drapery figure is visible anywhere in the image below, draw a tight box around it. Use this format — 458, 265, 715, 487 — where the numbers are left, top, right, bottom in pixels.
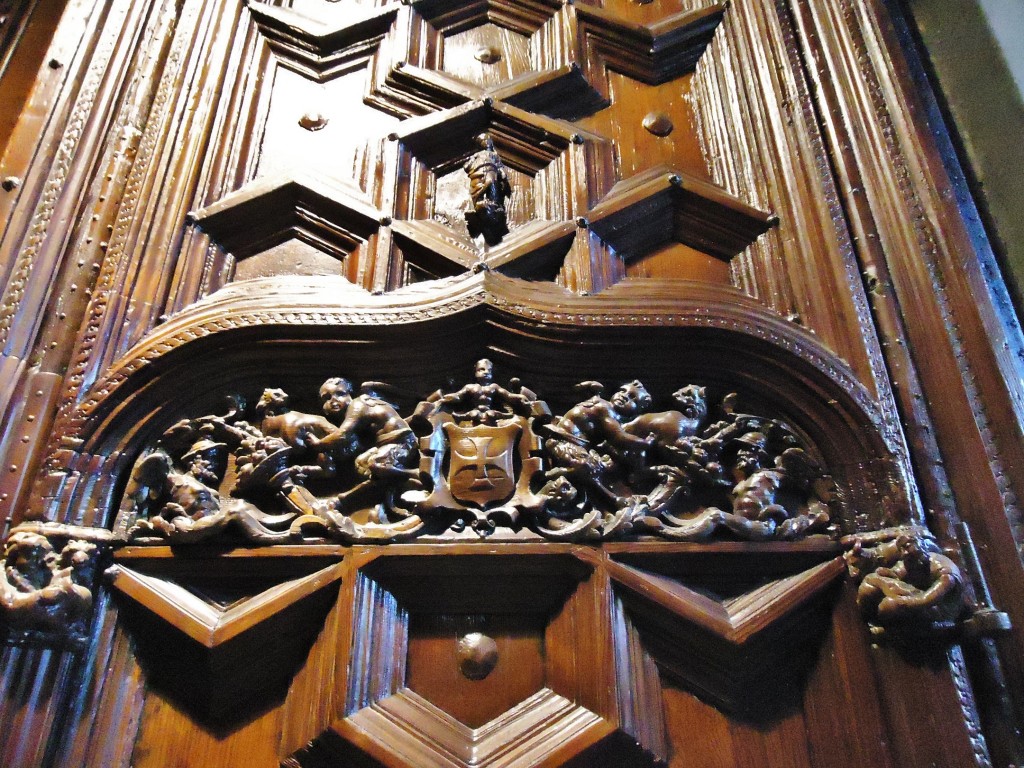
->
116, 364, 836, 544
464, 135, 513, 245
0, 523, 111, 647
842, 526, 967, 636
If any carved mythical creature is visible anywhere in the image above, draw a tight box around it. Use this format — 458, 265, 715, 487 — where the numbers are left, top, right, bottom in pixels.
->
624, 384, 707, 466
256, 388, 337, 449
0, 531, 99, 644
627, 395, 832, 541
464, 135, 512, 245
843, 526, 966, 634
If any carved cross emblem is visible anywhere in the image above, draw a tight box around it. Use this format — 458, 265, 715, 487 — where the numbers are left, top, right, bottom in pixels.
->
444, 422, 520, 506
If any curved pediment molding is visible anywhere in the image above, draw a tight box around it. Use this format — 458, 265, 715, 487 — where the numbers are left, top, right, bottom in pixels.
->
36, 273, 915, 534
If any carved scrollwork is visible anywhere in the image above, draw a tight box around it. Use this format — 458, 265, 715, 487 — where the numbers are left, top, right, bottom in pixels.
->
116, 362, 837, 545
0, 522, 112, 647
842, 526, 968, 637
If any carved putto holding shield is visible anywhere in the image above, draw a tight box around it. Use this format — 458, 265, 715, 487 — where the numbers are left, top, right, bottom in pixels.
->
116, 361, 836, 545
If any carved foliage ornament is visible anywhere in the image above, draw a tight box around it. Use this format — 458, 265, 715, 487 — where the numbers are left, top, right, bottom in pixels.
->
115, 361, 837, 545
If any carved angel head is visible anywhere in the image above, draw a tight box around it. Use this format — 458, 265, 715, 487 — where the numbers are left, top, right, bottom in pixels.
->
611, 380, 652, 417
320, 377, 353, 420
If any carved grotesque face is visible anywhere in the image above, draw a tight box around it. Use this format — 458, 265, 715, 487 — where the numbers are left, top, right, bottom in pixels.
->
610, 381, 651, 417
474, 359, 494, 385
541, 476, 578, 506
733, 433, 768, 476
256, 388, 289, 418
5, 533, 55, 590
898, 535, 929, 568
672, 385, 707, 421
59, 541, 98, 584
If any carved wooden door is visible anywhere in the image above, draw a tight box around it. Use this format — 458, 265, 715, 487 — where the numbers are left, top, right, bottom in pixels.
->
0, 0, 1022, 766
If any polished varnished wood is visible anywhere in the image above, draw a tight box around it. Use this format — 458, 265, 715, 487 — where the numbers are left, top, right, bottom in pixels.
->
0, 0, 1022, 766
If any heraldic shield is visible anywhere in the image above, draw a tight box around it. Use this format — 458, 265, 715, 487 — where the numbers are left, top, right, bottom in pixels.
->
404, 361, 549, 530
444, 422, 520, 506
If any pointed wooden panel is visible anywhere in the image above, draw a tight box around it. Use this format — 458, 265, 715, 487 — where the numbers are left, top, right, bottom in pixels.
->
108, 558, 343, 647
606, 547, 843, 717
191, 173, 383, 262
108, 552, 343, 723
587, 166, 778, 265
248, 2, 400, 82
575, 4, 726, 89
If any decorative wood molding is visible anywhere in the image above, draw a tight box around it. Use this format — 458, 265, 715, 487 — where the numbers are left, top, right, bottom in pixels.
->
247, 1, 399, 82
0, 0, 1013, 761
333, 688, 617, 768
606, 547, 843, 715
292, 546, 667, 767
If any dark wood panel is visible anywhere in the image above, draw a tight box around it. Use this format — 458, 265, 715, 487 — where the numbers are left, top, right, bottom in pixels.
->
0, 0, 1017, 764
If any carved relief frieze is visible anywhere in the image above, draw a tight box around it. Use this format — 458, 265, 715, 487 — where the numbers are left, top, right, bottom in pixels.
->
113, 360, 836, 546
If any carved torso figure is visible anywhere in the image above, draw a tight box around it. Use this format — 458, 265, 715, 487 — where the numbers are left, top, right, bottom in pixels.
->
432, 359, 539, 426
463, 136, 513, 245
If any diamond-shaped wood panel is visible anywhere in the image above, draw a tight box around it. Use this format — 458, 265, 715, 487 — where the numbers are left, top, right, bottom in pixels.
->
109, 552, 343, 723
286, 547, 667, 767
605, 545, 844, 717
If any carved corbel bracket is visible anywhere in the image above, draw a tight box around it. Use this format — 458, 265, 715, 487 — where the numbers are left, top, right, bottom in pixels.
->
0, 521, 114, 649
841, 525, 1010, 641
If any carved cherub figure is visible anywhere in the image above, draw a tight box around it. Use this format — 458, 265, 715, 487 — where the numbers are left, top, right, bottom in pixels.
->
0, 532, 97, 641
544, 380, 654, 507
856, 536, 966, 630
554, 381, 652, 457
315, 378, 420, 511
464, 135, 512, 245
